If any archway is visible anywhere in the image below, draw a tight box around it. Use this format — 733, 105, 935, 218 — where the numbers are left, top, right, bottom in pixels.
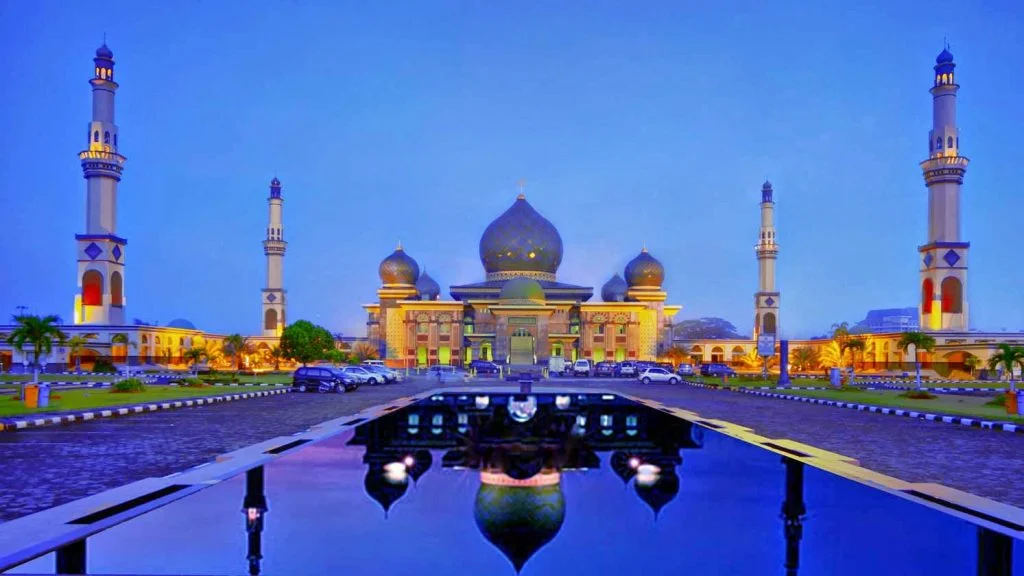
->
941, 277, 963, 313
416, 346, 428, 367
921, 278, 934, 313
264, 308, 278, 331
438, 346, 451, 366
509, 327, 534, 365
762, 312, 777, 335
711, 346, 724, 363
691, 345, 703, 363
731, 346, 745, 365
110, 271, 123, 307
481, 342, 493, 362
82, 270, 103, 306
551, 343, 564, 358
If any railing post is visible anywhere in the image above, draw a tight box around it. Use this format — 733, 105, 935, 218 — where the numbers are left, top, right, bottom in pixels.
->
781, 457, 805, 576
976, 527, 1012, 576
243, 465, 269, 576
55, 538, 86, 574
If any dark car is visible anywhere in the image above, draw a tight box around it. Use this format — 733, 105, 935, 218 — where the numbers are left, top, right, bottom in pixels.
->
594, 362, 616, 377
469, 360, 500, 374
700, 363, 737, 378
656, 362, 674, 372
292, 366, 357, 393
615, 361, 638, 377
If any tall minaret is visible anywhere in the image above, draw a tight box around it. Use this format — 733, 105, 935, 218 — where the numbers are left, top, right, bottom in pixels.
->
262, 177, 287, 336
74, 43, 127, 326
919, 46, 970, 331
754, 180, 779, 337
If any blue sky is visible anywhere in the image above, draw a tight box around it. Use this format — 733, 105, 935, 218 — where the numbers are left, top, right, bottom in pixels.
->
1, 0, 1022, 338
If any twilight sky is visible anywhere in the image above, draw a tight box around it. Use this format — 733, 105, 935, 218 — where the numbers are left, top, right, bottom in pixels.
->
1, 0, 1022, 339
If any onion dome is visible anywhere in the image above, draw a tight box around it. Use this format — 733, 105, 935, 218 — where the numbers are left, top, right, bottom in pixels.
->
624, 247, 664, 288
601, 274, 628, 302
499, 277, 545, 304
415, 269, 440, 301
363, 464, 409, 518
165, 318, 196, 330
480, 195, 563, 282
474, 477, 565, 573
95, 43, 113, 59
610, 452, 638, 484
378, 243, 420, 285
269, 177, 282, 199
936, 47, 954, 64
634, 469, 680, 519
761, 180, 774, 203
407, 450, 433, 484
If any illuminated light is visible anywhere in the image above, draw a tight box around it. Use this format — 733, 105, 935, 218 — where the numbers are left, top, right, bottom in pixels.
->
246, 508, 261, 522
635, 470, 660, 487
628, 457, 641, 469
403, 455, 415, 468
601, 394, 615, 400
528, 251, 536, 259
555, 395, 571, 410
474, 395, 490, 409
576, 414, 587, 427
383, 462, 409, 484
431, 427, 442, 435
637, 464, 661, 476
480, 471, 560, 487
509, 395, 538, 423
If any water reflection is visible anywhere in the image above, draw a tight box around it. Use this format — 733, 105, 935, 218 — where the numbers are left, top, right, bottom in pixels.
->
347, 393, 702, 572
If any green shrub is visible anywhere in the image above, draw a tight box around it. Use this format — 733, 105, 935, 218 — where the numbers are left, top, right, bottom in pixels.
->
986, 394, 1006, 408
111, 378, 146, 393
92, 358, 118, 373
898, 390, 937, 400
173, 377, 206, 388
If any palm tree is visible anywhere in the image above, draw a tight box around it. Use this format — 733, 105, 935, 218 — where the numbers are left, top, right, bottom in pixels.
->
183, 346, 208, 375
353, 342, 379, 361
987, 344, 1024, 393
962, 354, 980, 378
269, 346, 284, 370
222, 334, 249, 371
790, 347, 820, 372
65, 333, 98, 372
661, 345, 690, 369
5, 314, 67, 393
110, 333, 137, 365
897, 331, 937, 389
828, 322, 865, 370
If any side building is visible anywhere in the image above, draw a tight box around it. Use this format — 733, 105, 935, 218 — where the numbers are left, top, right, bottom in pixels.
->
364, 191, 681, 368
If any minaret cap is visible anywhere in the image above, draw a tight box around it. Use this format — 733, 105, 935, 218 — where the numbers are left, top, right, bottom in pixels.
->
761, 180, 774, 203
269, 177, 282, 199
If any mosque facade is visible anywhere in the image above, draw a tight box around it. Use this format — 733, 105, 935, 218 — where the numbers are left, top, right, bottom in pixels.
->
363, 192, 681, 368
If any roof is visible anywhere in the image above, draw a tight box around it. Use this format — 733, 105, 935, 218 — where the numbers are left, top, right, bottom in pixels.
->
450, 279, 594, 302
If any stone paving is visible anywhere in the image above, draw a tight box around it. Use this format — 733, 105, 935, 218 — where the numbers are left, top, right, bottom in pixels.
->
1, 376, 1022, 523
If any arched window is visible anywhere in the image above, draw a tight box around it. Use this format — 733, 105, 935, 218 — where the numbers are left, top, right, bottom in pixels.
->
264, 308, 278, 330
762, 312, 777, 335
417, 323, 429, 334
956, 137, 959, 148
93, 131, 100, 143
113, 134, 117, 146
929, 138, 933, 151
941, 277, 963, 313
922, 278, 934, 313
936, 137, 942, 149
142, 335, 149, 344
110, 271, 123, 307
82, 270, 104, 306
104, 131, 110, 144
947, 136, 953, 149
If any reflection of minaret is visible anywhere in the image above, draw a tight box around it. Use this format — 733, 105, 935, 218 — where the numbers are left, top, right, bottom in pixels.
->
242, 467, 269, 576
262, 178, 287, 336
754, 181, 779, 338
75, 42, 128, 325
780, 458, 806, 576
918, 46, 970, 331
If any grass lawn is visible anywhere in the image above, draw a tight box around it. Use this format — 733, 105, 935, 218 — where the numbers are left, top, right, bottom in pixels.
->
0, 386, 258, 418
765, 388, 1022, 423
0, 374, 119, 383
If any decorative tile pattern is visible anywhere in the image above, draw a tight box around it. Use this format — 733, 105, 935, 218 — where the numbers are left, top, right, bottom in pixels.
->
267, 293, 277, 303
923, 253, 934, 268
84, 243, 102, 260
112, 245, 122, 261
765, 296, 775, 307
943, 249, 960, 267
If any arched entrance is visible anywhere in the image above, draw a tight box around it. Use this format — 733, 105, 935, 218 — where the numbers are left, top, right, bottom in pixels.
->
416, 346, 428, 367
481, 342, 493, 362
551, 343, 564, 358
509, 327, 534, 365
711, 346, 724, 363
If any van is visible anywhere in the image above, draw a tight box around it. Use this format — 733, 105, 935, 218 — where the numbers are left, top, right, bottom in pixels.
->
548, 356, 567, 375
363, 360, 386, 367
572, 359, 592, 377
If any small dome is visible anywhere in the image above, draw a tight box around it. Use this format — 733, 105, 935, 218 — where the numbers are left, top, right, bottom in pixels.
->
95, 43, 113, 59
499, 278, 545, 304
762, 180, 772, 190
936, 48, 954, 64
634, 469, 680, 518
415, 270, 441, 301
474, 481, 565, 572
166, 318, 196, 330
364, 465, 409, 516
479, 195, 563, 281
601, 274, 628, 302
270, 177, 281, 187
378, 244, 420, 285
624, 248, 665, 288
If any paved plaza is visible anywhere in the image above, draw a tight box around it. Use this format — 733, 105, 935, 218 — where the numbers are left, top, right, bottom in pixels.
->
0, 377, 1022, 523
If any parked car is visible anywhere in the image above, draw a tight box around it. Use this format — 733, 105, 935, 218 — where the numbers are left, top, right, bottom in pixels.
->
656, 362, 674, 372
700, 363, 737, 377
363, 364, 397, 383
469, 360, 500, 374
427, 365, 469, 383
362, 360, 386, 367
615, 361, 638, 377
676, 363, 695, 376
638, 367, 679, 385
548, 356, 568, 375
341, 365, 378, 385
594, 361, 616, 377
292, 366, 358, 393
572, 359, 592, 377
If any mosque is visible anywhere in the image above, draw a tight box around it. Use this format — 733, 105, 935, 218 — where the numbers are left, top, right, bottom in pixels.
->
363, 190, 681, 368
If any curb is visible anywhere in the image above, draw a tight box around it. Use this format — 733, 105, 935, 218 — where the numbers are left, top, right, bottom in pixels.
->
0, 388, 290, 432
681, 379, 1022, 434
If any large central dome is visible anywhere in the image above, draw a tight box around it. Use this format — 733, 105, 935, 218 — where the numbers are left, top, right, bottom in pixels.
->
480, 194, 563, 282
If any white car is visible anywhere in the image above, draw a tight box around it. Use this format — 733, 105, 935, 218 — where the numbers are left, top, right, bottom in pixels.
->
572, 359, 592, 377
638, 367, 679, 384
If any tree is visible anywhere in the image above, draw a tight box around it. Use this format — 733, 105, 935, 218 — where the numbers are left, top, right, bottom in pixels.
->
827, 322, 865, 370
222, 334, 249, 371
268, 346, 285, 370
673, 317, 744, 340
790, 347, 820, 372
962, 354, 980, 377
353, 342, 379, 361
182, 346, 212, 375
897, 331, 937, 389
110, 333, 137, 365
660, 345, 690, 368
279, 320, 335, 366
66, 333, 98, 372
5, 314, 67, 393
987, 343, 1024, 393
324, 348, 352, 366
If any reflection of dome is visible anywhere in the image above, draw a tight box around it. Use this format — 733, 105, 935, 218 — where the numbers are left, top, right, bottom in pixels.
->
480, 195, 563, 282
364, 465, 409, 517
475, 478, 565, 573
499, 278, 545, 304
624, 248, 664, 288
378, 243, 420, 285
408, 449, 433, 483
633, 470, 680, 518
610, 452, 637, 484
601, 274, 628, 302
166, 318, 196, 330
416, 270, 441, 301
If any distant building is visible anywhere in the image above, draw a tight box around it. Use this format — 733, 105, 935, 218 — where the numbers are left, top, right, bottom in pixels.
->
853, 308, 919, 333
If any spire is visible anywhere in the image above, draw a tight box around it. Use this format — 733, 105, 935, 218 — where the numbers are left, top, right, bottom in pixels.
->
517, 178, 526, 200
396, 240, 403, 251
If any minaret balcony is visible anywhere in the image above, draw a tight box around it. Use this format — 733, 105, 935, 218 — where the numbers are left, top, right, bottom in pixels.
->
79, 150, 126, 179
920, 155, 969, 185
263, 239, 287, 256
755, 244, 778, 257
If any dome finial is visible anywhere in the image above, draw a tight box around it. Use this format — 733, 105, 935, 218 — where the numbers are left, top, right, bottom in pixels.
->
641, 241, 648, 253
396, 240, 402, 251
516, 178, 526, 200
